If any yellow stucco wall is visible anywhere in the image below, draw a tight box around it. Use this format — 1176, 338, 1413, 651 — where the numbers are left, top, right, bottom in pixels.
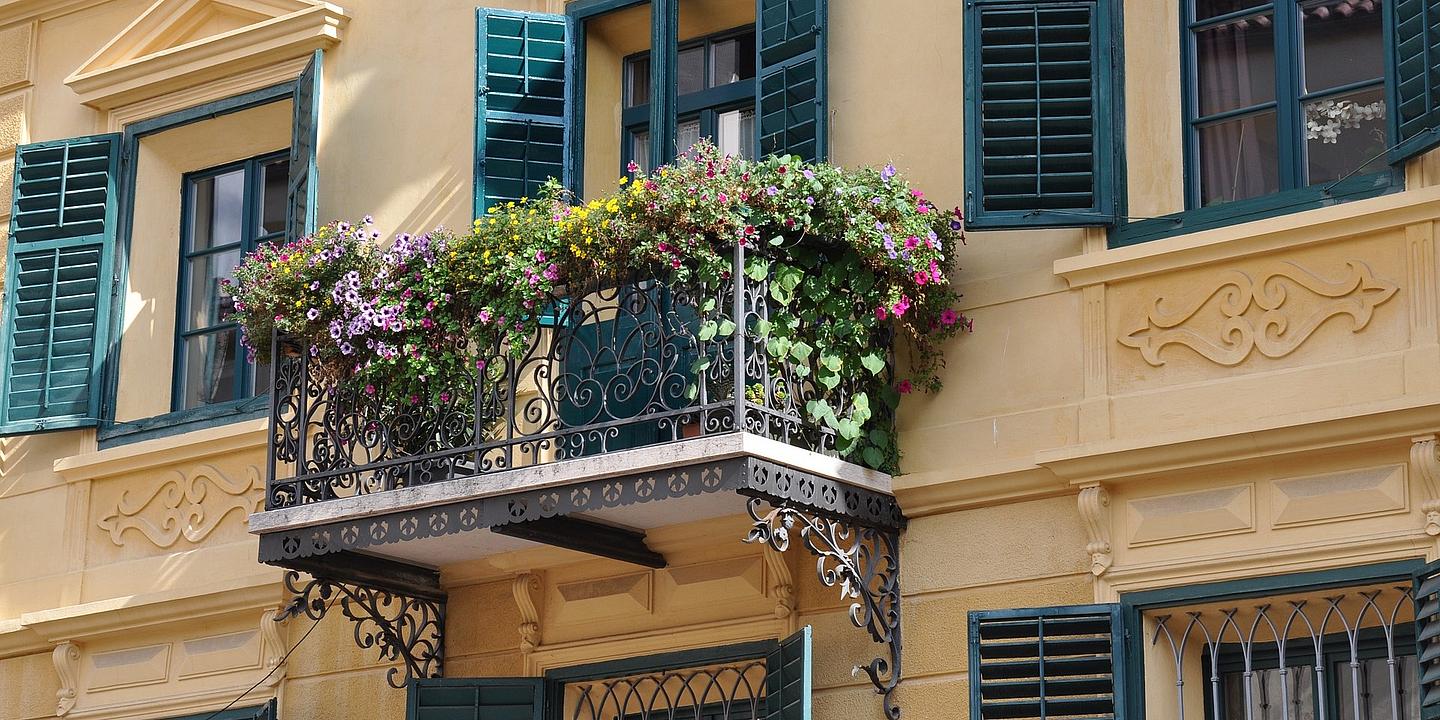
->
2, 1, 1440, 720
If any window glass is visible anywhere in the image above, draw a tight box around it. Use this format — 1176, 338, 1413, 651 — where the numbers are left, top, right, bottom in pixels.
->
1195, 0, 1270, 21
632, 129, 649, 171
1301, 0, 1384, 93
677, 118, 702, 155
717, 109, 756, 159
627, 56, 651, 107
259, 159, 288, 236
1195, 14, 1277, 116
189, 170, 245, 252
1222, 666, 1316, 720
711, 35, 756, 86
1335, 655, 1420, 720
678, 45, 705, 94
181, 329, 239, 408
1197, 110, 1281, 204
1305, 85, 1388, 183
185, 249, 242, 330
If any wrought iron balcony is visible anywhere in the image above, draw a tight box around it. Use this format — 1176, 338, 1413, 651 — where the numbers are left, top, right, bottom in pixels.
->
263, 245, 888, 511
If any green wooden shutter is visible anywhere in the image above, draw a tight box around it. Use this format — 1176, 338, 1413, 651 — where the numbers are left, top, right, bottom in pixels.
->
1414, 558, 1440, 719
756, 0, 827, 162
963, 0, 1115, 229
968, 605, 1125, 720
287, 49, 321, 243
0, 134, 121, 434
763, 626, 811, 720
475, 9, 570, 218
407, 678, 544, 720
1388, 0, 1440, 163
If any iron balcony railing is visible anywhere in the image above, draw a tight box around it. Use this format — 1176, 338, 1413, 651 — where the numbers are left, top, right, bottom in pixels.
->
264, 244, 889, 509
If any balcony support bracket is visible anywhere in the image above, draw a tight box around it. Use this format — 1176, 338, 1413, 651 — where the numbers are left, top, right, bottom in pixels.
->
277, 568, 445, 688
745, 497, 903, 720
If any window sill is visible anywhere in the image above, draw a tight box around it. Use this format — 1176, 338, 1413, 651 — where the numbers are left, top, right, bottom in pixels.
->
97, 396, 269, 450
1109, 170, 1403, 248
1054, 177, 1440, 289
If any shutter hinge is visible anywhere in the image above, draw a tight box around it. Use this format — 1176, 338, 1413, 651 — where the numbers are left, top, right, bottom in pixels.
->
479, 85, 491, 97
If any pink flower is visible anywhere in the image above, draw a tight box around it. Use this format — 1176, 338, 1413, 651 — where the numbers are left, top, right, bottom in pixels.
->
365, 384, 376, 396
914, 272, 928, 285
440, 392, 451, 403
940, 308, 959, 326
905, 236, 919, 250
875, 307, 887, 321
896, 380, 913, 394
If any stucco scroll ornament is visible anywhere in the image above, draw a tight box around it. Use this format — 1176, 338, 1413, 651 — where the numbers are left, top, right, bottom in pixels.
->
746, 499, 903, 720
1077, 484, 1112, 576
53, 641, 80, 716
512, 573, 542, 654
1119, 261, 1398, 367
1411, 435, 1440, 536
98, 464, 262, 548
260, 607, 287, 687
762, 547, 798, 631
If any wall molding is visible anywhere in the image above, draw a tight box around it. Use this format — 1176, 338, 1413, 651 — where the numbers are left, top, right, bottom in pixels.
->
97, 464, 262, 548
513, 572, 542, 656
1077, 484, 1112, 576
54, 419, 266, 483
1412, 434, 1440, 536
54, 641, 80, 716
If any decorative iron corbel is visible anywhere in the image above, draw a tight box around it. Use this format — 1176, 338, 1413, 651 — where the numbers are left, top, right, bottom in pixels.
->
745, 498, 903, 720
278, 570, 445, 688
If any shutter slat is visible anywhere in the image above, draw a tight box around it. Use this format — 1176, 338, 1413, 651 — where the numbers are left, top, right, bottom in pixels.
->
410, 679, 543, 720
971, 606, 1123, 720
1, 134, 118, 434
476, 9, 571, 215
756, 0, 827, 162
1388, 0, 1440, 163
1413, 559, 1440, 719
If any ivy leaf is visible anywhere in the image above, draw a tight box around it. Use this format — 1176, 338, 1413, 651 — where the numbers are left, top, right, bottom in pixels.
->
770, 235, 785, 246
862, 446, 887, 469
818, 371, 840, 390
717, 319, 737, 337
701, 298, 717, 313
806, 399, 834, 424
686, 383, 700, 401
820, 352, 843, 373
755, 318, 773, 338
789, 341, 813, 363
698, 320, 718, 342
767, 337, 791, 359
851, 392, 871, 423
690, 356, 712, 374
745, 257, 770, 281
860, 352, 886, 376
835, 418, 862, 441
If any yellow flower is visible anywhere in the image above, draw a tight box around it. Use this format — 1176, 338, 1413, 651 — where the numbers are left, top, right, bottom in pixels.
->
618, 176, 628, 185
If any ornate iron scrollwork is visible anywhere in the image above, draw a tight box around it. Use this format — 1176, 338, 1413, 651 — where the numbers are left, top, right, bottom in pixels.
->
278, 571, 445, 688
744, 498, 903, 720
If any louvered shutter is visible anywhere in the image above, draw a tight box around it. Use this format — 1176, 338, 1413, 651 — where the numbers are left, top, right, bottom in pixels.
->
287, 50, 321, 243
475, 10, 570, 217
756, 0, 827, 162
969, 605, 1125, 720
764, 626, 812, 720
1388, 0, 1440, 163
1414, 559, 1440, 719
0, 134, 120, 434
407, 678, 544, 720
963, 0, 1115, 228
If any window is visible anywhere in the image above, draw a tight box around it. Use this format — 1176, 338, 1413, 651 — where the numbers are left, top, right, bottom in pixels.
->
623, 28, 758, 171
175, 152, 288, 411
1186, 0, 1389, 208
962, 0, 1118, 229
969, 562, 1440, 720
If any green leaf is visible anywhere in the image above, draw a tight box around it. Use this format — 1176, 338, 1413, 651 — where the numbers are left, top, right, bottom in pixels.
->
698, 320, 718, 342
770, 235, 785, 246
690, 356, 712, 374
686, 383, 699, 401
852, 392, 870, 416
818, 371, 840, 390
835, 418, 862, 441
862, 446, 886, 469
701, 298, 717, 313
745, 257, 770, 281
789, 341, 813, 363
755, 318, 773, 338
717, 319, 736, 337
869, 428, 891, 449
767, 337, 791, 359
820, 353, 843, 372
860, 352, 886, 376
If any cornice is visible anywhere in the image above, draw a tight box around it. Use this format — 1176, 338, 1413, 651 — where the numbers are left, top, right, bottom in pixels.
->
54, 418, 266, 482
1035, 395, 1440, 486
64, 1, 347, 110
1054, 184, 1440, 288
0, 0, 105, 26
18, 569, 286, 643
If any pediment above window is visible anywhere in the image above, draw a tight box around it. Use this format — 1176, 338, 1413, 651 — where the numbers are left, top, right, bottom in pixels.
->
64, 0, 347, 111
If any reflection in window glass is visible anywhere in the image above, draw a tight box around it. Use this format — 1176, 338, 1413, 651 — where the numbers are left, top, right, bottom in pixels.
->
1305, 85, 1388, 184
1195, 0, 1268, 21
717, 109, 756, 159
1195, 14, 1277, 117
1223, 666, 1316, 720
627, 56, 650, 107
711, 35, 756, 86
1198, 110, 1280, 205
189, 170, 245, 252
1335, 655, 1420, 720
1301, 0, 1384, 93
632, 130, 649, 171
678, 45, 705, 94
677, 119, 702, 155
259, 159, 288, 236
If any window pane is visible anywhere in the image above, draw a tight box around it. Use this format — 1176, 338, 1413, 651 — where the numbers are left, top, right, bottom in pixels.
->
677, 119, 702, 156
259, 158, 289, 236
1195, 13, 1277, 116
181, 329, 239, 409
185, 249, 242, 331
678, 45, 704, 94
717, 109, 756, 159
627, 56, 650, 107
1335, 655, 1420, 720
1305, 85, 1388, 184
711, 34, 756, 86
1195, 0, 1271, 21
1224, 666, 1317, 720
1301, 0, 1384, 93
189, 169, 245, 251
632, 129, 650, 171
1197, 110, 1280, 205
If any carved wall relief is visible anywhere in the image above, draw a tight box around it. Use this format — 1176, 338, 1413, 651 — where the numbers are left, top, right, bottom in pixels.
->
1119, 261, 1398, 367
97, 464, 261, 548
53, 642, 79, 717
